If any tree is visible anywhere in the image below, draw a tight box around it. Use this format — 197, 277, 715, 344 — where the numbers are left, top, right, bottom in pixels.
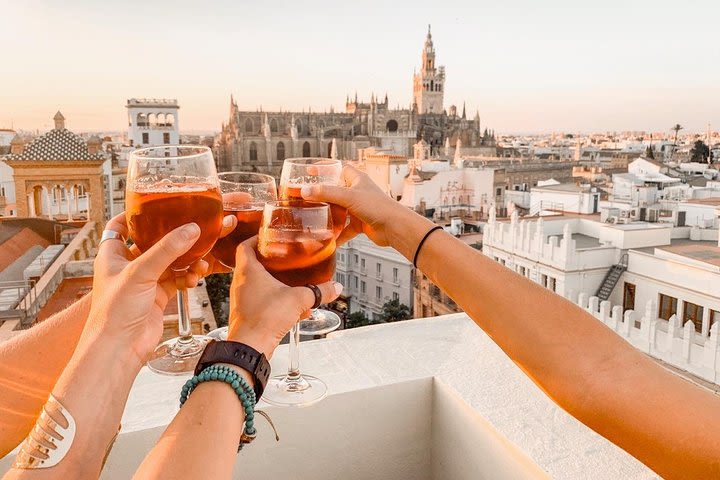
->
204, 273, 232, 327
671, 124, 683, 145
690, 140, 710, 163
380, 299, 412, 323
345, 311, 374, 329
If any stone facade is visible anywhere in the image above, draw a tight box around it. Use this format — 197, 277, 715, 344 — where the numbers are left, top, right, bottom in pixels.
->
214, 27, 494, 176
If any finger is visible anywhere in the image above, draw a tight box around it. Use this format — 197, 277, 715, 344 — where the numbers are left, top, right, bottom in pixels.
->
219, 214, 238, 239
234, 236, 263, 273
185, 271, 200, 289
293, 281, 343, 312
98, 212, 130, 257
336, 216, 362, 246
130, 223, 200, 283
300, 183, 351, 208
189, 259, 210, 278
340, 164, 363, 186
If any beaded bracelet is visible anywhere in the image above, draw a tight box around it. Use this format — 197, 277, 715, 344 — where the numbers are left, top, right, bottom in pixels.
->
180, 364, 259, 449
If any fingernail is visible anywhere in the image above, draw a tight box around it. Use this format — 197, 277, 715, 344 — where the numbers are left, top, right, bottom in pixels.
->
334, 282, 343, 295
301, 185, 313, 198
181, 223, 200, 240
223, 215, 234, 228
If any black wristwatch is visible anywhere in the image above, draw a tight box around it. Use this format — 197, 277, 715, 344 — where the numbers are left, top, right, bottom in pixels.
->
195, 340, 271, 399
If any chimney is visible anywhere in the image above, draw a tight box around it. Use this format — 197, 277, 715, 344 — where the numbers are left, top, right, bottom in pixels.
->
87, 135, 101, 155
54, 111, 66, 129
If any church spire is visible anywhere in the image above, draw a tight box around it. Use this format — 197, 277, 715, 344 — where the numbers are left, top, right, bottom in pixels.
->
461, 102, 466, 120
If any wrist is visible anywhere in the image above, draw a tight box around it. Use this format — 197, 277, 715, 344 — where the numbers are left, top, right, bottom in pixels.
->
76, 327, 146, 374
386, 205, 435, 260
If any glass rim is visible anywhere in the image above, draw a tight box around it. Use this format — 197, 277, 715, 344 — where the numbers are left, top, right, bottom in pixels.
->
283, 157, 341, 166
264, 199, 330, 211
218, 171, 276, 185
129, 145, 211, 160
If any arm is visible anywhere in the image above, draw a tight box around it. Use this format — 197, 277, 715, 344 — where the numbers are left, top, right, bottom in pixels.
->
303, 165, 720, 480
3, 218, 206, 479
133, 239, 341, 480
0, 295, 90, 457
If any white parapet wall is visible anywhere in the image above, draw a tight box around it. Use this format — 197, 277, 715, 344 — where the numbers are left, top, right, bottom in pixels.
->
574, 292, 720, 384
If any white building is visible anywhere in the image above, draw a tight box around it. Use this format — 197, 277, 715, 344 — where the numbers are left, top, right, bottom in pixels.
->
125, 98, 179, 148
529, 183, 601, 215
336, 234, 413, 319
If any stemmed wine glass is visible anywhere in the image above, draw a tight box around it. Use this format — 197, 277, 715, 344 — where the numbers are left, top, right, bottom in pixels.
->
279, 158, 346, 335
206, 172, 277, 341
126, 146, 224, 375
257, 200, 336, 406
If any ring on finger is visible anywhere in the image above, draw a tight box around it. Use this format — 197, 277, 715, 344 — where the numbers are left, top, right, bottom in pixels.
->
99, 230, 125, 246
304, 284, 322, 309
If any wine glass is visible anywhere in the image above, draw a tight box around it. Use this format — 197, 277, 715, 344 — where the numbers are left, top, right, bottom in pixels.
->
206, 172, 277, 341
257, 200, 336, 406
280, 158, 346, 335
126, 146, 223, 375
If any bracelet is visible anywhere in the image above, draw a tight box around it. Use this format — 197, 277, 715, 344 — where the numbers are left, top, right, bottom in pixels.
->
412, 226, 443, 268
180, 365, 261, 450
14, 395, 76, 469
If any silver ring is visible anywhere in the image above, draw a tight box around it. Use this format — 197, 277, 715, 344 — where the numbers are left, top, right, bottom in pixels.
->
99, 230, 125, 246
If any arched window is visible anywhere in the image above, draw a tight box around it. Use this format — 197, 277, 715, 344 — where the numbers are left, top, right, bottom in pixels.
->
166, 114, 175, 126
277, 142, 285, 161
386, 120, 399, 132
137, 113, 148, 127
302, 141, 311, 157
430, 80, 434, 91
245, 118, 254, 133
327, 142, 333, 158
295, 119, 303, 135
148, 113, 157, 127
156, 113, 166, 126
270, 118, 278, 133
249, 142, 258, 161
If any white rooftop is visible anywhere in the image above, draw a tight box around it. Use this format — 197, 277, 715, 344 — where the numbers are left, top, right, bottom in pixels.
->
0, 315, 657, 479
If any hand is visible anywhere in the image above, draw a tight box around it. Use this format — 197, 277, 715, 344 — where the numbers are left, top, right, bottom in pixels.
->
202, 212, 239, 274
300, 164, 404, 246
227, 238, 343, 358
81, 213, 209, 366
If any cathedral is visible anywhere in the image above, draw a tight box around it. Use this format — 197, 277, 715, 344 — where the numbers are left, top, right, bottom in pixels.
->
214, 26, 495, 176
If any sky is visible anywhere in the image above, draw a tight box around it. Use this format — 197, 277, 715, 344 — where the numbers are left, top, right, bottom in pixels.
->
1, 0, 718, 134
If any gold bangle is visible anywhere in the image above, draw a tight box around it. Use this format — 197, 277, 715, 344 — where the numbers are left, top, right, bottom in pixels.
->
13, 395, 76, 469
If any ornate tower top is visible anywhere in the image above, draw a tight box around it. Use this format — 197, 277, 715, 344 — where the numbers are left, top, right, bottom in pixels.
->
422, 24, 436, 73
54, 111, 65, 130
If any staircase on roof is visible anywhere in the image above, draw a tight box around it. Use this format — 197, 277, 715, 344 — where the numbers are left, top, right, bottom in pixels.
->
595, 254, 628, 301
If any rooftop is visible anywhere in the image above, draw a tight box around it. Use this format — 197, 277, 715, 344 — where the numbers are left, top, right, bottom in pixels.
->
0, 315, 658, 479
657, 240, 720, 268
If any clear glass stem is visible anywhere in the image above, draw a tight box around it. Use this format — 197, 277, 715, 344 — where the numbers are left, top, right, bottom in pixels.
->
287, 322, 301, 381
177, 286, 193, 343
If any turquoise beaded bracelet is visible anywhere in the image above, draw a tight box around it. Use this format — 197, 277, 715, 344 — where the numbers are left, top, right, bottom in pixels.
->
180, 364, 258, 449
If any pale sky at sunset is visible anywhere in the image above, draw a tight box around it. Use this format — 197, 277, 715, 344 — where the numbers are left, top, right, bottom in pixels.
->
1, 0, 718, 134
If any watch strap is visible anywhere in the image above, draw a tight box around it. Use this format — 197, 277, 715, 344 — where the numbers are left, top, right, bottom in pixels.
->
195, 340, 271, 399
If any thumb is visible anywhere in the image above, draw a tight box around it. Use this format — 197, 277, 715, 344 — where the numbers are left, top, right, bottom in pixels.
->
131, 223, 200, 282
300, 183, 351, 208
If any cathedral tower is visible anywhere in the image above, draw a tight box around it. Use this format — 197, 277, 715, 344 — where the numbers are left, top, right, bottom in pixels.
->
412, 25, 445, 114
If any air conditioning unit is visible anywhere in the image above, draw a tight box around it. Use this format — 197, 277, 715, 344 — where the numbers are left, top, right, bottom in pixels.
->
648, 209, 659, 222
629, 208, 639, 219
605, 216, 618, 224
617, 217, 631, 224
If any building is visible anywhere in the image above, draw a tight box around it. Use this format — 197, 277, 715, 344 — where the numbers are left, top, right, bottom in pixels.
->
126, 98, 180, 148
214, 27, 494, 176
4, 112, 108, 224
336, 234, 413, 319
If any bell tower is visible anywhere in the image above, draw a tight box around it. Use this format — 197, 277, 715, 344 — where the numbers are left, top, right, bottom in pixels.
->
413, 25, 445, 114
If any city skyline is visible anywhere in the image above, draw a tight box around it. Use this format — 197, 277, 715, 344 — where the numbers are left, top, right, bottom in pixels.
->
1, 0, 718, 134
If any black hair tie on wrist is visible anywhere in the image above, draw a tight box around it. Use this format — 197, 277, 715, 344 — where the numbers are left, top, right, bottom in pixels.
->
413, 226, 443, 268
304, 284, 323, 309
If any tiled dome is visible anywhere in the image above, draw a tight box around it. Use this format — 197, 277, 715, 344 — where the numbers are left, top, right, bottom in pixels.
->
7, 121, 106, 162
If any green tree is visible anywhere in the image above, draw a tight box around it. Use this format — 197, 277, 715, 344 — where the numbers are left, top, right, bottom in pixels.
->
690, 140, 710, 163
671, 124, 683, 145
345, 311, 374, 329
380, 299, 412, 323
204, 273, 232, 327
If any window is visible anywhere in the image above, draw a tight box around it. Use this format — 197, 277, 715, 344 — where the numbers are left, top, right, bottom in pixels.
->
376, 263, 381, 276
354, 277, 359, 289
683, 301, 704, 334
518, 266, 526, 276
393, 292, 399, 301
245, 118, 253, 133
376, 286, 382, 300
276, 142, 285, 161
360, 281, 366, 294
337, 273, 345, 285
142, 132, 149, 144
249, 142, 258, 161
496, 187, 502, 196
354, 254, 359, 265
711, 310, 719, 329
547, 277, 556, 292
163, 132, 170, 144
302, 141, 311, 157
270, 118, 278, 133
393, 267, 398, 283
340, 253, 345, 262
361, 258, 365, 271
658, 293, 678, 321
